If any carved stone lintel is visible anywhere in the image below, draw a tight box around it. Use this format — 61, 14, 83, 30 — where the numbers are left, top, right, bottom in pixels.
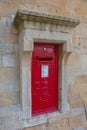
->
14, 9, 80, 30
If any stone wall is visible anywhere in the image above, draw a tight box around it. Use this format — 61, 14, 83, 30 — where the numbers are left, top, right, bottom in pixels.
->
0, 0, 87, 130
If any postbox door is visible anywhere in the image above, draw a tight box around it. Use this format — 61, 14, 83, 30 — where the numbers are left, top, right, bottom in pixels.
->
32, 44, 58, 116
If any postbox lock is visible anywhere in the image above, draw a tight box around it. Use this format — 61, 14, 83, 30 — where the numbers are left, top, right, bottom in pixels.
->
43, 48, 47, 51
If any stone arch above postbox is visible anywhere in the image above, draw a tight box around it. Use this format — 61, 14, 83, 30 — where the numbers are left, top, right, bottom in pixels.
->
14, 9, 80, 127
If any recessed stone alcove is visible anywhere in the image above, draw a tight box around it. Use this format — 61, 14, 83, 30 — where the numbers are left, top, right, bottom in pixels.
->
14, 9, 79, 127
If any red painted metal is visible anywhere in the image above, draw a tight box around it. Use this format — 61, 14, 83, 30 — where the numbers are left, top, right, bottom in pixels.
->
31, 43, 59, 116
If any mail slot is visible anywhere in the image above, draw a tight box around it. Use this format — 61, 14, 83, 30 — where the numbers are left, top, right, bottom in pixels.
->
31, 43, 59, 116
37, 58, 53, 61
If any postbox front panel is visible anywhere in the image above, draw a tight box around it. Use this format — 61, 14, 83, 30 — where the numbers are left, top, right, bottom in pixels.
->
32, 43, 58, 116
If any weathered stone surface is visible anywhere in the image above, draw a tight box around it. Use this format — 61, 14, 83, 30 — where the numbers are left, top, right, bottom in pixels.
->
69, 76, 87, 97
80, 93, 87, 106
0, 0, 87, 130
69, 95, 83, 109
69, 115, 82, 129
72, 126, 86, 130
14, 9, 79, 30
0, 42, 16, 54
13, 91, 19, 105
24, 119, 70, 130
52, 119, 70, 130
0, 56, 1, 67
2, 53, 16, 67
0, 81, 19, 92
0, 92, 13, 106
0, 67, 19, 82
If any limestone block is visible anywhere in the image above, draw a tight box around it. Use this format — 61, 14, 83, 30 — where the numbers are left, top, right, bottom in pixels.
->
0, 17, 17, 44
0, 92, 13, 106
24, 125, 42, 130
69, 76, 87, 96
0, 67, 19, 82
67, 52, 80, 66
2, 53, 16, 67
13, 91, 19, 105
47, 119, 70, 130
72, 126, 86, 130
80, 94, 87, 106
85, 123, 87, 129
0, 56, 1, 67
23, 38, 33, 52
3, 120, 24, 130
69, 95, 83, 109
0, 42, 16, 54
69, 115, 82, 129
80, 55, 87, 65
76, 76, 87, 84
0, 80, 19, 92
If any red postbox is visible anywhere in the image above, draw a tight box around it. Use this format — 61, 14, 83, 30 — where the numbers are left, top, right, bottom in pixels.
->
31, 43, 59, 116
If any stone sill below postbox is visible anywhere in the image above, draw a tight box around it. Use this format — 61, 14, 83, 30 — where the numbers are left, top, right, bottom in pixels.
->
13, 9, 80, 127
